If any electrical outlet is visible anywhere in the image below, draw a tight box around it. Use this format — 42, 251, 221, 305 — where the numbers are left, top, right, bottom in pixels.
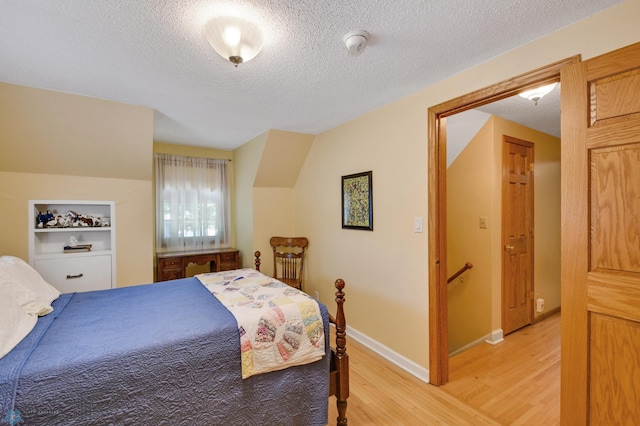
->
536, 298, 545, 312
314, 291, 319, 300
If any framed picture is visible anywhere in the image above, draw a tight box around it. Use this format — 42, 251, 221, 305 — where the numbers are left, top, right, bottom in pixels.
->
342, 171, 373, 231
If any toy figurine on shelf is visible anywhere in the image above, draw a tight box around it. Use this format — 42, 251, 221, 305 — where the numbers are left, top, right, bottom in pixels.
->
36, 210, 54, 228
36, 209, 110, 228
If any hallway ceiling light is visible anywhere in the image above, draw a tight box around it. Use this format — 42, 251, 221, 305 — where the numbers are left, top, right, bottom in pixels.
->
205, 16, 264, 67
519, 82, 558, 105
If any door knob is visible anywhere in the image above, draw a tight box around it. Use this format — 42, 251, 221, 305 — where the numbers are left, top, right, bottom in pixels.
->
505, 245, 514, 251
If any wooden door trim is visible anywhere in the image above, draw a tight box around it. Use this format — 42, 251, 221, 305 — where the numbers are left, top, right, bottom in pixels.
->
501, 136, 535, 335
428, 55, 579, 385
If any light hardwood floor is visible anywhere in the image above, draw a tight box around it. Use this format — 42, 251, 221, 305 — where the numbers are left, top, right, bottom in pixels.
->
444, 313, 560, 425
327, 313, 560, 425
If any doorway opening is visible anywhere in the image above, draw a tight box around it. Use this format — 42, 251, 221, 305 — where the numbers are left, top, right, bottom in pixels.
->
427, 56, 579, 385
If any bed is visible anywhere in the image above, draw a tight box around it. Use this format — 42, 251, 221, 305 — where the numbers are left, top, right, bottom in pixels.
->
0, 254, 349, 425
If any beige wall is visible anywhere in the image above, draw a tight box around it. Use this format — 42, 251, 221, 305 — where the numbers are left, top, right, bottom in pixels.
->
233, 132, 267, 267
252, 188, 295, 277
255, 129, 314, 188
0, 83, 154, 286
254, 130, 313, 276
447, 116, 561, 353
291, 0, 640, 370
0, 83, 151, 180
233, 130, 313, 270
447, 119, 495, 353
295, 98, 429, 364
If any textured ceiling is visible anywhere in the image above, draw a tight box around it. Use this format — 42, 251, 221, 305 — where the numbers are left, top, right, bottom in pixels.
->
0, 0, 620, 150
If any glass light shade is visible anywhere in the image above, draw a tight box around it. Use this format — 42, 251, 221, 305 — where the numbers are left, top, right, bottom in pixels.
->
519, 82, 558, 103
205, 16, 264, 66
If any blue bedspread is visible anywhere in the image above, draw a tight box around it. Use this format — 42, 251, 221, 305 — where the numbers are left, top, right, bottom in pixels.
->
0, 278, 329, 425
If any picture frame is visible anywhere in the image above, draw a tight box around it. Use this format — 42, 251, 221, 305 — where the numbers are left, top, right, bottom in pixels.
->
342, 171, 373, 231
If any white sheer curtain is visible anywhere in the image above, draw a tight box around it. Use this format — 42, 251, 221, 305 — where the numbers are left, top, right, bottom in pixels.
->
154, 153, 230, 252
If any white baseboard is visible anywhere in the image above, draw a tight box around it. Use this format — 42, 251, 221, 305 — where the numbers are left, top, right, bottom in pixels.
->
448, 328, 504, 357
345, 325, 430, 384
485, 328, 504, 346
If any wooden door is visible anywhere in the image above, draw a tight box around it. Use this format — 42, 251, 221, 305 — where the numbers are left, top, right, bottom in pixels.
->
502, 136, 534, 335
561, 42, 640, 424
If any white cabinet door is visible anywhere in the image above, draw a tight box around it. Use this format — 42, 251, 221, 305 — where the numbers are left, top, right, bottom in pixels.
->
35, 255, 112, 293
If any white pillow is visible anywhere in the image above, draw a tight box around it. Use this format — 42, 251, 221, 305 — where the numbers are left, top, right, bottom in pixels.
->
0, 256, 60, 316
0, 256, 60, 306
0, 295, 37, 359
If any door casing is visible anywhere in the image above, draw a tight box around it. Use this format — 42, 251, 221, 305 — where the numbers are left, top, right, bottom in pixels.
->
427, 56, 579, 385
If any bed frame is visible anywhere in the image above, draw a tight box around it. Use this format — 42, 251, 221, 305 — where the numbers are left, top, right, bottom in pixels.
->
254, 251, 349, 425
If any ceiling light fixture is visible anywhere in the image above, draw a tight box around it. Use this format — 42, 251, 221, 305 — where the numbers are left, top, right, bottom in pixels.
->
519, 82, 558, 105
205, 16, 264, 67
343, 30, 370, 56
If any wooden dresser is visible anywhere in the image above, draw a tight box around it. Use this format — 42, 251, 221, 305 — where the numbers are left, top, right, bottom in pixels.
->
156, 248, 239, 282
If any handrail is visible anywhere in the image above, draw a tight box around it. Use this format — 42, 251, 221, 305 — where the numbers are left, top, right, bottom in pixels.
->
447, 262, 473, 284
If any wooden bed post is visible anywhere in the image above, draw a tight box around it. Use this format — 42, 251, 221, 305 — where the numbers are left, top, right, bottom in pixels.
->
254, 251, 261, 271
256, 251, 348, 425
333, 278, 349, 425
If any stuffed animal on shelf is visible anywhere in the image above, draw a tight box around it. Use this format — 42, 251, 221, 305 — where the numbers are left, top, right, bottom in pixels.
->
36, 211, 47, 228
37, 209, 109, 228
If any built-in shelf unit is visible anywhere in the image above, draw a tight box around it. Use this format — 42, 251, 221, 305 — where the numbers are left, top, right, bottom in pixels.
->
28, 200, 116, 293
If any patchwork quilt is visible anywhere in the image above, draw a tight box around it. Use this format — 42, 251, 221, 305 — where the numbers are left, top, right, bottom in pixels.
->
197, 269, 325, 378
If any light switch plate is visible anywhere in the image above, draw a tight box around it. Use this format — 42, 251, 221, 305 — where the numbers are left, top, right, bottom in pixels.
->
479, 216, 488, 229
414, 217, 423, 233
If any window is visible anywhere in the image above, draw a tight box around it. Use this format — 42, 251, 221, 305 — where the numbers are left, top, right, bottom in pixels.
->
154, 153, 230, 252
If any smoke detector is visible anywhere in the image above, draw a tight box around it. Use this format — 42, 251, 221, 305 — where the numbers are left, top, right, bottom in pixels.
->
343, 30, 370, 56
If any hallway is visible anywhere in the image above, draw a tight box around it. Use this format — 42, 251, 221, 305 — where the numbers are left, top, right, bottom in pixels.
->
327, 312, 560, 425
442, 313, 561, 425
